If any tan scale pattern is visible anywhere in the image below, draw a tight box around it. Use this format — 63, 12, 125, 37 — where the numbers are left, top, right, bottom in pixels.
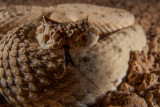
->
0, 25, 77, 107
0, 4, 134, 35
0, 4, 146, 107
50, 4, 135, 34
0, 6, 56, 34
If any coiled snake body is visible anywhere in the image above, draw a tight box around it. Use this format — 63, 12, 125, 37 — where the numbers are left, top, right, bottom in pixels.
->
0, 4, 146, 107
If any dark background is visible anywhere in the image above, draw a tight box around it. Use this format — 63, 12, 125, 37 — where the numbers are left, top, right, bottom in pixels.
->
0, 0, 158, 7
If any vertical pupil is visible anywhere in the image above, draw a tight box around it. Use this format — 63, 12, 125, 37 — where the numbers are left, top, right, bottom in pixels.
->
44, 23, 46, 29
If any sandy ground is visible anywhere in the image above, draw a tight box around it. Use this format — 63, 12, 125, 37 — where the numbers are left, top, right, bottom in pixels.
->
0, 0, 160, 107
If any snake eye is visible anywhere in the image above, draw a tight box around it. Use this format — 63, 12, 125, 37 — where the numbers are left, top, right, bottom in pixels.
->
45, 35, 50, 43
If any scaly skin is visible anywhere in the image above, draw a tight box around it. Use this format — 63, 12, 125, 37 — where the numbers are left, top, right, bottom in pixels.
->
0, 4, 146, 107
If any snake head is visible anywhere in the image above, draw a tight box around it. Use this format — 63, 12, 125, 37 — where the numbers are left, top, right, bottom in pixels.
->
36, 15, 89, 50
36, 16, 98, 87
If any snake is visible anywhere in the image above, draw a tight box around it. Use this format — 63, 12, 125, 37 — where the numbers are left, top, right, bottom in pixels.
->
0, 4, 146, 107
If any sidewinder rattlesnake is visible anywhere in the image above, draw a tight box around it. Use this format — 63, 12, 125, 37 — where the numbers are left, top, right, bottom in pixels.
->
0, 4, 146, 107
